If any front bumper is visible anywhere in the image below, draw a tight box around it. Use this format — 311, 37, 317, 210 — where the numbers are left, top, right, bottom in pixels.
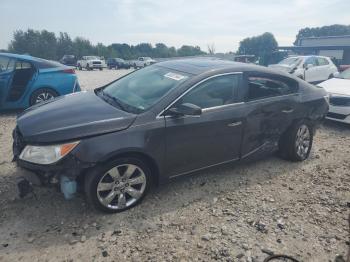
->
326, 105, 350, 124
12, 127, 93, 183
91, 64, 103, 68
15, 154, 93, 184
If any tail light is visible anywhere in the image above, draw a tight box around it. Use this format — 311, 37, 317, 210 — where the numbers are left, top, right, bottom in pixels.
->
62, 68, 75, 74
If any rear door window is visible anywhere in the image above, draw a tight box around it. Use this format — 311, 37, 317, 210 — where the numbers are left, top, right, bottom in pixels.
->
305, 57, 318, 67
246, 74, 298, 101
317, 57, 329, 66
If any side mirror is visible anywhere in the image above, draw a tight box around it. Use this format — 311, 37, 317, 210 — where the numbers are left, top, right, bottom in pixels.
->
166, 103, 202, 117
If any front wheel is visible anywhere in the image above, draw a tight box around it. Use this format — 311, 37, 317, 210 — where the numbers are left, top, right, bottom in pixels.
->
84, 157, 151, 213
30, 88, 58, 106
278, 120, 314, 161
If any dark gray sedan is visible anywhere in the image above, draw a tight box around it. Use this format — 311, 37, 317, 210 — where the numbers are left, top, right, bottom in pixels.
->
13, 59, 329, 213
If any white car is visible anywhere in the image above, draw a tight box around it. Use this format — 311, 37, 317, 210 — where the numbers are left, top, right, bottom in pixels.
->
77, 56, 103, 71
269, 56, 338, 83
131, 57, 156, 68
318, 68, 350, 124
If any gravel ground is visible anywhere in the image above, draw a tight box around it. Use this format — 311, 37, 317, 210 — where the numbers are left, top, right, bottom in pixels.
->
0, 69, 349, 262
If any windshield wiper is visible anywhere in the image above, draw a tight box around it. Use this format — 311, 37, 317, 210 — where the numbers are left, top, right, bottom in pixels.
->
99, 90, 126, 111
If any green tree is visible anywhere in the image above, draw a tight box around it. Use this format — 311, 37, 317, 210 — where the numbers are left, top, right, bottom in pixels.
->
237, 32, 278, 65
177, 45, 205, 56
57, 32, 74, 59
7, 28, 207, 60
9, 29, 57, 60
72, 37, 94, 58
294, 24, 350, 45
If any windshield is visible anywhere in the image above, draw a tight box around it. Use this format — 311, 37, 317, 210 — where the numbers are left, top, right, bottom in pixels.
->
86, 56, 99, 60
337, 68, 350, 79
101, 66, 190, 113
278, 57, 301, 66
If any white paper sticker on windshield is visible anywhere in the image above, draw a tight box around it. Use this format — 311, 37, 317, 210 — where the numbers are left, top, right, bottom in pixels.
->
164, 72, 186, 81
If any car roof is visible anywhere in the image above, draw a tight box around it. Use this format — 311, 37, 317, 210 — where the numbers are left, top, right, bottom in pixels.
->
0, 52, 38, 61
156, 58, 281, 76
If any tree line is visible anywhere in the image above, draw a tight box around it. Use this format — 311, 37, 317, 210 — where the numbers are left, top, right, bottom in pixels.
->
7, 29, 206, 60
5, 24, 350, 63
294, 24, 350, 45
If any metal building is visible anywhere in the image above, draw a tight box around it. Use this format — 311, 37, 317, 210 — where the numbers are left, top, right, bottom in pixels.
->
279, 35, 350, 65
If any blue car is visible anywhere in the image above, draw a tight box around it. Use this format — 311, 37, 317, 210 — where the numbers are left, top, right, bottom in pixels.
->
0, 53, 80, 110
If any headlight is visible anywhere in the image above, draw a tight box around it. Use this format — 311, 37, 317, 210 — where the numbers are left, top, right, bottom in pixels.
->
19, 141, 79, 165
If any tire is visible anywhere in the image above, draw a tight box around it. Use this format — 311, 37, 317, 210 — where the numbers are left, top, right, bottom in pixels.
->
78, 64, 82, 70
30, 88, 58, 106
328, 74, 334, 79
99, 68, 103, 71
84, 157, 152, 213
278, 120, 314, 162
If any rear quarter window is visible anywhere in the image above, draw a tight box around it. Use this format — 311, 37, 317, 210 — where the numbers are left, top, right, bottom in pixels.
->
245, 73, 298, 101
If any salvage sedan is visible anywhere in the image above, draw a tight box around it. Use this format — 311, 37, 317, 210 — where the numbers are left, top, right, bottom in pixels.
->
13, 59, 329, 213
318, 68, 350, 124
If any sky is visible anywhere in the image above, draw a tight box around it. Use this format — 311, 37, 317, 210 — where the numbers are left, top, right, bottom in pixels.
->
1, 0, 349, 53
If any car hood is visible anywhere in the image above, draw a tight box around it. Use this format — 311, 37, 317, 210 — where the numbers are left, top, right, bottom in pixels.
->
268, 64, 293, 72
17, 91, 137, 144
318, 78, 350, 96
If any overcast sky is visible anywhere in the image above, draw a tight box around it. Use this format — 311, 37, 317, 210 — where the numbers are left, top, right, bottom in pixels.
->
1, 0, 349, 52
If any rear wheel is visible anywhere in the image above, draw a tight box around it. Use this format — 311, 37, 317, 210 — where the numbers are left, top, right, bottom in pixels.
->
99, 67, 103, 71
30, 88, 58, 106
84, 157, 151, 213
278, 120, 314, 161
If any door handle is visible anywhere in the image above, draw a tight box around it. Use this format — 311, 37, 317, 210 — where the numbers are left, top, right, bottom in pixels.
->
282, 108, 294, 113
228, 121, 242, 127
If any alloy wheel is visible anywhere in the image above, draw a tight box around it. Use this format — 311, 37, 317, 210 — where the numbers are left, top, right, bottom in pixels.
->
295, 124, 310, 159
96, 164, 147, 210
35, 92, 55, 104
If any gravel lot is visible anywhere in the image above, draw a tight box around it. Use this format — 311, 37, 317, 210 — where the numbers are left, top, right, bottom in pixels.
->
0, 69, 349, 262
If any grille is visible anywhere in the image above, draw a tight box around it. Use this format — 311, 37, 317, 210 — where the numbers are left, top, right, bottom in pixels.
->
329, 96, 350, 107
327, 112, 347, 120
12, 126, 26, 159
92, 61, 101, 65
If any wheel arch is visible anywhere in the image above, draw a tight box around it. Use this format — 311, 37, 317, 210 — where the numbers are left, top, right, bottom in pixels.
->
29, 86, 60, 104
